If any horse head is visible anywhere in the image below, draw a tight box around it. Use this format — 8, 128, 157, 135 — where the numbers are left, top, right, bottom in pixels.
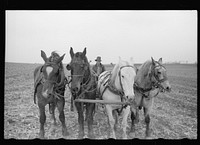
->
66, 47, 90, 96
110, 57, 137, 103
40, 50, 65, 98
150, 57, 171, 92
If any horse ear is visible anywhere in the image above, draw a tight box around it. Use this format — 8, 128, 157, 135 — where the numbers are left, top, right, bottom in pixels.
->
70, 47, 74, 58
158, 58, 162, 64
151, 57, 155, 65
56, 54, 65, 64
83, 47, 86, 56
41, 50, 48, 62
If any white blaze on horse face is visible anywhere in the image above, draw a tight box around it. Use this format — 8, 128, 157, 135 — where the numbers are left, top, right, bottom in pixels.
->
120, 67, 136, 99
46, 66, 53, 76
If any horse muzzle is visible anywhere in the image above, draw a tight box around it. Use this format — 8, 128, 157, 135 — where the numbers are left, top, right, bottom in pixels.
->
125, 95, 135, 105
165, 86, 171, 92
42, 87, 54, 98
42, 90, 49, 98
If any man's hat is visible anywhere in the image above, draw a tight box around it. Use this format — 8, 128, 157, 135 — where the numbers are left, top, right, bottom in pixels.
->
95, 56, 102, 62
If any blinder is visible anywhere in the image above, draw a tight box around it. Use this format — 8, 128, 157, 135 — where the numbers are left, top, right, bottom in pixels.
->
151, 63, 167, 88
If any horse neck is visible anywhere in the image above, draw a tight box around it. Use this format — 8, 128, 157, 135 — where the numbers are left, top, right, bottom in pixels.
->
136, 62, 153, 89
110, 64, 122, 91
83, 65, 91, 83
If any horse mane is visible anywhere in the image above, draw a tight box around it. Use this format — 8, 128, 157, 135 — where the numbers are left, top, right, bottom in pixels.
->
49, 51, 64, 70
110, 60, 130, 85
138, 59, 161, 77
138, 60, 152, 77
135, 60, 153, 88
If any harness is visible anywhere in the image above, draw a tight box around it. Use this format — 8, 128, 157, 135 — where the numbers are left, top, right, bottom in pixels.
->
69, 63, 97, 100
134, 63, 167, 99
34, 61, 68, 104
98, 65, 136, 114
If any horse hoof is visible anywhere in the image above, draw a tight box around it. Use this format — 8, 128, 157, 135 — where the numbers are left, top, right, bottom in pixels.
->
145, 130, 151, 138
88, 134, 95, 139
129, 132, 135, 138
39, 132, 45, 139
78, 133, 84, 139
145, 136, 152, 139
109, 135, 116, 139
62, 129, 69, 137
122, 134, 128, 139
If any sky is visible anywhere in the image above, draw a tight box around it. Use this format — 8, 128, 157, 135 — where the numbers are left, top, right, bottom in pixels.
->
5, 10, 197, 64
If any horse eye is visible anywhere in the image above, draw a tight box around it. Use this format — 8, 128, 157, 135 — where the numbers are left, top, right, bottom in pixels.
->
121, 75, 124, 78
157, 71, 161, 74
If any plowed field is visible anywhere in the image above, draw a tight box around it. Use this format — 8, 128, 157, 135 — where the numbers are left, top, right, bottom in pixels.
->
4, 63, 197, 139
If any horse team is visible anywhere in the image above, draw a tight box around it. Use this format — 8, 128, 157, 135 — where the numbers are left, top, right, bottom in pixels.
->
34, 47, 171, 139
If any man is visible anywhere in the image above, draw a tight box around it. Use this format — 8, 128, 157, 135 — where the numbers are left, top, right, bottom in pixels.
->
92, 56, 106, 118
92, 56, 106, 78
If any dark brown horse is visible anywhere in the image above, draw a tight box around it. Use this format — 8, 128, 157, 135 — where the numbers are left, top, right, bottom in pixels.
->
34, 50, 69, 139
66, 47, 97, 139
129, 57, 171, 139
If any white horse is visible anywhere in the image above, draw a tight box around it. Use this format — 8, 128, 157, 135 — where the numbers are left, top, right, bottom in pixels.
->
97, 57, 137, 139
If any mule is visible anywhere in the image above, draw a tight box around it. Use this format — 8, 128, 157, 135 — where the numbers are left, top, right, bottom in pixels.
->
66, 47, 97, 139
97, 57, 137, 139
129, 57, 171, 139
33, 50, 69, 139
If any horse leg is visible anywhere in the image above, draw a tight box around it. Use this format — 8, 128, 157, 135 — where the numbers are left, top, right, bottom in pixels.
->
57, 97, 69, 137
71, 95, 74, 111
75, 102, 84, 139
112, 110, 118, 131
86, 103, 95, 139
143, 107, 151, 138
130, 107, 139, 132
121, 106, 130, 139
38, 104, 46, 139
49, 102, 57, 126
105, 105, 116, 139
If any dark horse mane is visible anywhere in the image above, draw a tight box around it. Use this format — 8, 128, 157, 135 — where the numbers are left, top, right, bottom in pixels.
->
49, 51, 64, 70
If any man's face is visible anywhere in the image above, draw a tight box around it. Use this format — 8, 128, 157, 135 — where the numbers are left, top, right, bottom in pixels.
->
96, 61, 100, 65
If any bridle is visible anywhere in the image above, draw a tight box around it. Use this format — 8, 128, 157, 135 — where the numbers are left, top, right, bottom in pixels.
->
107, 65, 137, 101
134, 62, 168, 96
150, 62, 168, 91
41, 61, 62, 88
69, 61, 95, 98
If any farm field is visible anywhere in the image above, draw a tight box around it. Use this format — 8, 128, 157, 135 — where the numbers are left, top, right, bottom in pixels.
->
4, 62, 197, 139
